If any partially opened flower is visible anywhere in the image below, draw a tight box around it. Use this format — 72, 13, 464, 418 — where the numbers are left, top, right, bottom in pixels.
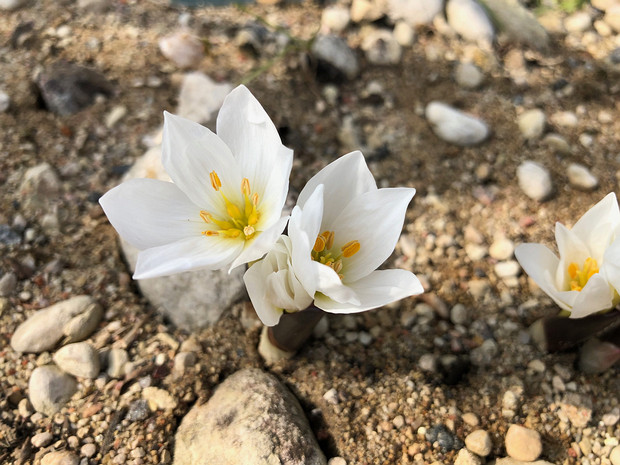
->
515, 193, 620, 318
243, 235, 313, 326
284, 151, 424, 317
99, 85, 293, 278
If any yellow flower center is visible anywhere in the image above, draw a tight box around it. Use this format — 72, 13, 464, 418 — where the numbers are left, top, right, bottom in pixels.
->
200, 171, 260, 240
311, 230, 361, 279
568, 257, 599, 291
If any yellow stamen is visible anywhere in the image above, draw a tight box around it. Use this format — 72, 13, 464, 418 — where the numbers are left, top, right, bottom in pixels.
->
243, 225, 255, 238
241, 178, 251, 196
313, 235, 326, 253
324, 231, 334, 250
209, 171, 221, 191
568, 257, 599, 292
199, 211, 212, 223
341, 240, 361, 258
202, 230, 219, 236
252, 193, 259, 207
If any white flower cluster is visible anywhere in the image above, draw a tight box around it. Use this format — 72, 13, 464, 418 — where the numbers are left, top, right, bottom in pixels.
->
100, 85, 424, 326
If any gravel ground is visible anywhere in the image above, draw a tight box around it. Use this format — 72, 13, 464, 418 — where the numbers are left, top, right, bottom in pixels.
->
0, 0, 619, 464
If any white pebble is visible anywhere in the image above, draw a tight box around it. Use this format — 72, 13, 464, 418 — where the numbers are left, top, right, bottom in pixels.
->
0, 90, 10, 112
158, 30, 204, 68
564, 11, 592, 33
495, 260, 521, 279
321, 6, 350, 33
567, 163, 598, 191
393, 21, 415, 46
455, 62, 483, 89
518, 109, 546, 140
517, 161, 552, 201
446, 0, 494, 45
425, 101, 489, 146
489, 238, 515, 260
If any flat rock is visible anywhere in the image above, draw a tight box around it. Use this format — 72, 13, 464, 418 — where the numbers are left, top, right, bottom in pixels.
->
173, 368, 326, 465
425, 101, 489, 146
505, 424, 542, 462
176, 72, 233, 125
119, 146, 246, 330
517, 161, 552, 201
387, 0, 443, 26
53, 342, 100, 379
446, 0, 494, 44
29, 365, 77, 416
11, 295, 102, 353
36, 61, 114, 116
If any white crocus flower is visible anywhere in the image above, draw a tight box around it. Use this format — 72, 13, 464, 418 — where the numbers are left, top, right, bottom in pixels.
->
99, 85, 293, 278
515, 193, 620, 318
286, 151, 424, 315
243, 235, 314, 326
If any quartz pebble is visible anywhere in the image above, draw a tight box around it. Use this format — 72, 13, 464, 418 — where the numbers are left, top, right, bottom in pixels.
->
425, 102, 489, 146
518, 109, 546, 140
465, 429, 492, 456
495, 261, 520, 279
517, 161, 552, 201
567, 163, 598, 191
321, 6, 350, 33
505, 424, 542, 462
393, 21, 415, 46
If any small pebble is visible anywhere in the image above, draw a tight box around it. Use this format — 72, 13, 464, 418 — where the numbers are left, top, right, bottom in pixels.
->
462, 412, 479, 427
393, 21, 415, 46
328, 458, 347, 465
321, 6, 350, 33
323, 388, 339, 405
53, 342, 100, 379
564, 11, 592, 33
158, 30, 204, 68
505, 424, 542, 462
0, 90, 10, 112
455, 448, 482, 465
567, 163, 598, 191
489, 238, 515, 260
106, 348, 129, 378
450, 304, 468, 325
455, 62, 483, 89
465, 429, 492, 456
361, 29, 402, 65
142, 386, 178, 410
495, 261, 520, 279
81, 443, 97, 458
517, 161, 552, 201
29, 365, 77, 416
610, 445, 620, 465
40, 450, 79, 465
518, 109, 546, 140
425, 101, 489, 146
31, 431, 54, 448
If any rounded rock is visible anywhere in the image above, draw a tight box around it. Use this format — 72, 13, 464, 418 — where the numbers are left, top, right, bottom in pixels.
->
567, 163, 598, 191
387, 0, 443, 26
41, 450, 79, 465
455, 62, 483, 89
361, 29, 402, 65
465, 429, 492, 456
517, 161, 552, 201
505, 424, 542, 462
446, 0, 494, 44
425, 101, 489, 146
454, 448, 482, 465
610, 445, 620, 465
0, 90, 10, 112
489, 238, 515, 260
31, 431, 54, 448
29, 365, 77, 416
328, 458, 347, 465
393, 21, 415, 46
311, 35, 359, 80
53, 342, 100, 379
321, 6, 351, 33
158, 30, 204, 69
518, 109, 546, 140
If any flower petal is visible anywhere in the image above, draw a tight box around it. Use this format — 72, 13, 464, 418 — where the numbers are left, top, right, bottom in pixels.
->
568, 273, 615, 318
572, 193, 620, 257
332, 187, 416, 283
315, 263, 360, 305
162, 111, 242, 210
603, 237, 620, 292
315, 269, 423, 313
554, 222, 590, 290
296, 151, 377, 227
229, 216, 289, 271
134, 236, 243, 279
515, 243, 572, 312
243, 262, 284, 326
215, 85, 293, 226
99, 178, 203, 250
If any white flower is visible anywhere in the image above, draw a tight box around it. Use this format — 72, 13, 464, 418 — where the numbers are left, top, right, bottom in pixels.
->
515, 193, 620, 318
286, 151, 424, 315
243, 235, 314, 326
99, 85, 293, 278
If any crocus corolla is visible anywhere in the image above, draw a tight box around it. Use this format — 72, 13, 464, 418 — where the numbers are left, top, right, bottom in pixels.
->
281, 151, 424, 318
515, 193, 620, 318
99, 85, 293, 278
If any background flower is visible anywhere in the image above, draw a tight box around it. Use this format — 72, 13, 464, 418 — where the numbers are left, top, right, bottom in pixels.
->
99, 85, 293, 279
515, 193, 620, 318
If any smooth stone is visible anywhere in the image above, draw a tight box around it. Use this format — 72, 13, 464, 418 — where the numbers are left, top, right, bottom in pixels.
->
505, 424, 542, 462
465, 429, 492, 456
327, 458, 347, 465
361, 29, 402, 65
0, 0, 27, 10
579, 338, 620, 373
0, 90, 9, 112
119, 146, 246, 330
489, 238, 515, 260
454, 448, 482, 465
604, 5, 620, 32
106, 348, 129, 378
567, 163, 598, 191
387, 0, 443, 26
31, 431, 54, 448
159, 30, 204, 69
393, 21, 415, 46
518, 109, 546, 140
592, 0, 617, 11
455, 62, 483, 89
446, 0, 494, 44
517, 161, 552, 201
0, 272, 17, 297
173, 368, 326, 465
19, 162, 62, 216
610, 445, 620, 465
53, 342, 100, 379
564, 11, 592, 33
176, 72, 233, 125
36, 61, 113, 116
550, 111, 578, 127
543, 133, 571, 155
11, 296, 102, 353
495, 459, 554, 465
321, 6, 351, 33
29, 365, 77, 416
40, 450, 79, 465
450, 303, 468, 325
350, 0, 385, 22
311, 35, 360, 80
426, 102, 489, 146
477, 0, 549, 50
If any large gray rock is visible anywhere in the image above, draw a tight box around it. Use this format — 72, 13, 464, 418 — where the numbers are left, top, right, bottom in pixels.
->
173, 368, 326, 465
29, 365, 77, 416
11, 296, 103, 353
120, 146, 246, 330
